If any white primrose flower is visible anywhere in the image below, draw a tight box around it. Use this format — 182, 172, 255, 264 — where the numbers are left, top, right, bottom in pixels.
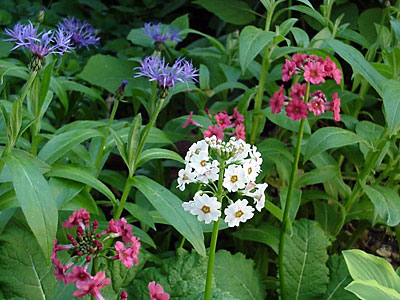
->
223, 164, 246, 192
185, 140, 209, 162
224, 199, 254, 227
242, 159, 261, 183
189, 150, 211, 175
183, 191, 221, 224
177, 165, 196, 191
250, 145, 263, 166
244, 183, 268, 212
197, 160, 219, 183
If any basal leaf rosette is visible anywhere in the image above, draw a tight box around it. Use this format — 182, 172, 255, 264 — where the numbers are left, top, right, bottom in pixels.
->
178, 136, 267, 227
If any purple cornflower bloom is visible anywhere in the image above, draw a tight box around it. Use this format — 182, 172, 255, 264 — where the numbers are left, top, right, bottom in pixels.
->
58, 17, 100, 49
4, 21, 73, 58
135, 56, 198, 89
143, 22, 181, 44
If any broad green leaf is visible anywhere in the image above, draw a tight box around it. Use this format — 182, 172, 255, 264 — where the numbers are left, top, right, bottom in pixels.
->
291, 27, 310, 47
343, 249, 400, 292
127, 28, 153, 48
78, 54, 136, 94
47, 164, 116, 203
358, 8, 383, 44
125, 202, 156, 230
136, 148, 184, 168
323, 254, 357, 300
355, 121, 384, 158
131, 176, 205, 257
0, 208, 15, 235
0, 222, 57, 299
295, 165, 339, 187
278, 18, 298, 37
232, 225, 279, 253
214, 250, 266, 300
280, 187, 302, 225
303, 127, 364, 162
383, 79, 400, 135
58, 78, 103, 101
361, 184, 400, 226
346, 280, 400, 300
323, 39, 385, 96
49, 177, 83, 209
290, 5, 325, 25
3, 154, 58, 263
50, 77, 68, 111
130, 249, 238, 299
199, 64, 210, 90
0, 9, 11, 25
239, 26, 274, 73
283, 219, 330, 300
127, 113, 142, 174
194, 0, 255, 25
180, 29, 225, 52
38, 129, 102, 164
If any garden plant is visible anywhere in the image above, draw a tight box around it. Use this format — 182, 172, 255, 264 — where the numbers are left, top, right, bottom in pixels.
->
0, 0, 400, 299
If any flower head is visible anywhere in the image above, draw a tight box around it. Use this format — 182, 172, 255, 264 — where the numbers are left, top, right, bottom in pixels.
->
113, 238, 140, 268
282, 59, 297, 82
224, 199, 255, 227
66, 265, 91, 284
270, 85, 287, 114
285, 98, 308, 121
182, 192, 221, 224
58, 17, 100, 49
143, 22, 181, 44
148, 281, 170, 300
73, 271, 111, 300
135, 56, 198, 89
104, 218, 134, 244
215, 111, 232, 129
235, 123, 246, 140
4, 21, 73, 58
326, 92, 341, 121
223, 165, 246, 192
62, 208, 90, 230
203, 125, 224, 140
244, 183, 268, 212
303, 61, 326, 85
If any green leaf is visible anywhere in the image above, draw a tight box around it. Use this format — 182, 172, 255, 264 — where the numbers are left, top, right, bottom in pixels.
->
127, 113, 142, 174
323, 39, 385, 96
0, 9, 11, 25
303, 127, 364, 162
383, 79, 400, 135
323, 254, 357, 300
289, 5, 325, 25
355, 121, 384, 158
131, 176, 205, 257
280, 187, 302, 226
283, 219, 330, 300
232, 225, 279, 253
343, 249, 400, 292
127, 28, 154, 48
239, 26, 274, 73
47, 164, 116, 203
0, 221, 57, 299
3, 154, 58, 263
265, 107, 311, 134
38, 61, 54, 112
214, 250, 266, 300
78, 54, 136, 94
361, 184, 400, 226
124, 202, 156, 230
110, 127, 129, 169
194, 0, 255, 25
38, 129, 102, 164
358, 8, 383, 44
180, 29, 225, 52
50, 77, 69, 111
346, 280, 400, 300
295, 165, 339, 187
136, 148, 184, 168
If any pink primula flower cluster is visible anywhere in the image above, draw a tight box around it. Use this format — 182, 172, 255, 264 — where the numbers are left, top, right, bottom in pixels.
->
52, 209, 140, 300
271, 54, 342, 122
183, 107, 246, 140
148, 281, 170, 300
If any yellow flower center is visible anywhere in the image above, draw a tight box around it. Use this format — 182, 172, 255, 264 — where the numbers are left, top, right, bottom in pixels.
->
230, 175, 238, 183
247, 167, 252, 175
201, 205, 210, 214
200, 160, 207, 167
235, 210, 244, 218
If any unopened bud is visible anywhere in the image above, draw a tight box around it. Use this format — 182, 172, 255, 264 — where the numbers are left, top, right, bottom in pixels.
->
120, 290, 128, 299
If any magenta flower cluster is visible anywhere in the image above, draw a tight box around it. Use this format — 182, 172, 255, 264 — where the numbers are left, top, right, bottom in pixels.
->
135, 56, 198, 89
270, 54, 342, 122
52, 209, 140, 300
183, 107, 246, 140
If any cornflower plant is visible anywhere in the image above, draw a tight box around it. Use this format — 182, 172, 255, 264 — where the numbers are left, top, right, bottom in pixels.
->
111, 55, 198, 220
143, 22, 181, 52
178, 136, 266, 299
273, 53, 342, 300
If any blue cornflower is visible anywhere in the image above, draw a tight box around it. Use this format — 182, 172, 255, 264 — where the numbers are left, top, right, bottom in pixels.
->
135, 56, 198, 89
4, 21, 73, 58
58, 17, 100, 49
143, 22, 181, 44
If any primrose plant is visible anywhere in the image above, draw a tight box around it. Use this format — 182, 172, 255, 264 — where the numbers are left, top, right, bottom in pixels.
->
178, 135, 265, 299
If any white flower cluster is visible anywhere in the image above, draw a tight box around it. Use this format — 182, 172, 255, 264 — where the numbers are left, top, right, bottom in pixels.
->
178, 136, 267, 227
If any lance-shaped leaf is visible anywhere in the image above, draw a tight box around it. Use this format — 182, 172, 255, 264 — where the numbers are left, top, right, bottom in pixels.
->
383, 79, 400, 135
128, 113, 142, 175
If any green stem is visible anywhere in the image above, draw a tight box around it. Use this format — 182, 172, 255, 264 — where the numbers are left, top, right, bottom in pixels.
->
278, 83, 310, 300
249, 7, 274, 145
113, 94, 166, 219
204, 160, 225, 300
94, 98, 120, 170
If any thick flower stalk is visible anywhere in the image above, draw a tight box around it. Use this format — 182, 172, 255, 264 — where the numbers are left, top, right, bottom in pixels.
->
57, 17, 100, 49
52, 209, 140, 300
4, 21, 73, 71
276, 53, 342, 300
183, 107, 246, 140
178, 136, 266, 299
